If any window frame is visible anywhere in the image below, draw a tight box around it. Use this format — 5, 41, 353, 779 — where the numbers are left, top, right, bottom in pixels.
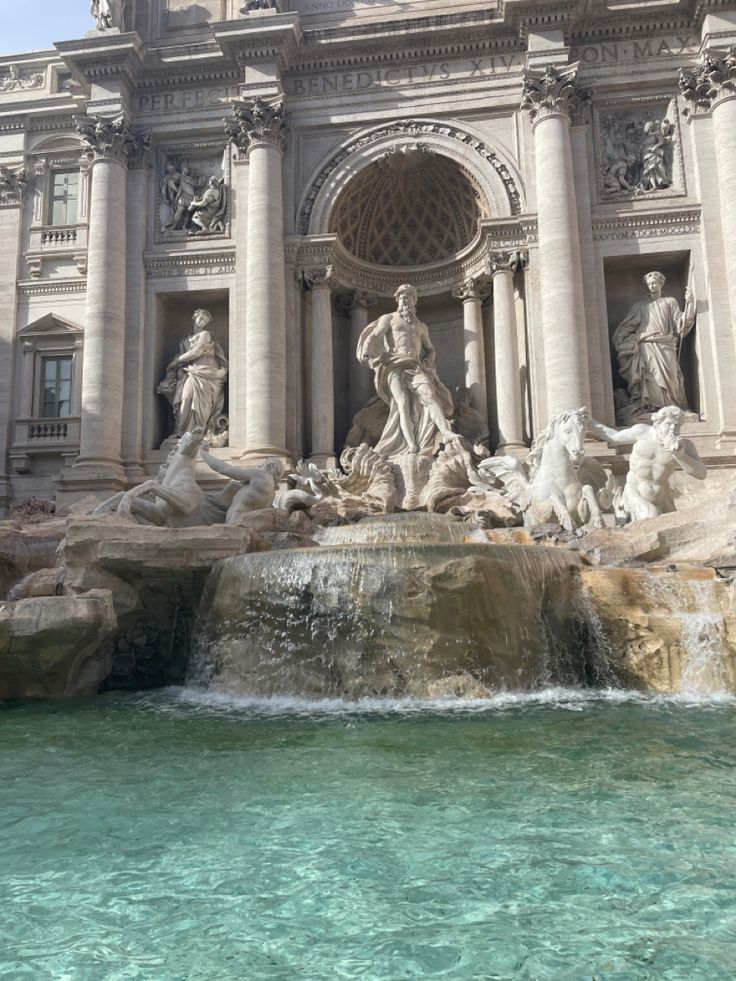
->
39, 354, 74, 419
46, 167, 80, 227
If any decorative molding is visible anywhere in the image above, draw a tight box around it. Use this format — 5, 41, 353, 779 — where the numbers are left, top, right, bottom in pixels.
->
591, 207, 701, 241
17, 279, 87, 296
521, 63, 591, 125
678, 45, 736, 114
76, 113, 150, 166
299, 119, 522, 236
224, 97, 287, 155
143, 249, 236, 280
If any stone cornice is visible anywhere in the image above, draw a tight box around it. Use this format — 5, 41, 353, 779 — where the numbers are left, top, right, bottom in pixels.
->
213, 16, 302, 69
591, 206, 701, 241
54, 33, 144, 94
521, 63, 591, 124
143, 249, 236, 280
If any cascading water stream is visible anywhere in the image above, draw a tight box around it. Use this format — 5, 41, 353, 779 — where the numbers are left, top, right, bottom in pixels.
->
189, 513, 620, 698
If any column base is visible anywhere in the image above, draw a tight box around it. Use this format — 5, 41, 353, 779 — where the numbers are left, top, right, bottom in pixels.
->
238, 445, 293, 467
495, 441, 527, 459
310, 452, 338, 470
0, 475, 11, 519
55, 459, 128, 507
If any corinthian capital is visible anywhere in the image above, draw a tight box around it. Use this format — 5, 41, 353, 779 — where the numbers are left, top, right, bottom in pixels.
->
521, 64, 591, 125
489, 250, 527, 275
452, 278, 490, 302
678, 46, 736, 113
0, 165, 27, 207
225, 97, 287, 154
75, 114, 150, 166
301, 264, 334, 291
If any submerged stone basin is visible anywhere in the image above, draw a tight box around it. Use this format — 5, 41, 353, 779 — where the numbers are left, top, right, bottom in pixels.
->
194, 515, 601, 697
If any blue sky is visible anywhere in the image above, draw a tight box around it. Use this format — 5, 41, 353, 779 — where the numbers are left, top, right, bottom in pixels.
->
3, 0, 92, 56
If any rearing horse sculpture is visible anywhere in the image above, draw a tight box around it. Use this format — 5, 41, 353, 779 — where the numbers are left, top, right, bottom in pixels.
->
478, 408, 608, 531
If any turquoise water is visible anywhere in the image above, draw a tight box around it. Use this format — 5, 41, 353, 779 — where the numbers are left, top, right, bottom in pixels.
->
2, 688, 736, 980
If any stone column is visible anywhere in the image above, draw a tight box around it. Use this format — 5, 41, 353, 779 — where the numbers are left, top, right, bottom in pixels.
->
303, 265, 336, 469
521, 64, 592, 415
72, 115, 147, 486
347, 291, 374, 417
0, 167, 25, 514
452, 278, 489, 429
490, 251, 526, 453
680, 47, 736, 343
226, 97, 289, 462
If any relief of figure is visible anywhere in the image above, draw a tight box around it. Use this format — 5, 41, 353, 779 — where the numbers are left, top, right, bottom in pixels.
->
356, 284, 455, 456
586, 406, 706, 521
157, 309, 228, 439
600, 112, 673, 196
641, 119, 673, 191
0, 65, 44, 92
160, 159, 205, 232
612, 271, 695, 422
188, 176, 227, 234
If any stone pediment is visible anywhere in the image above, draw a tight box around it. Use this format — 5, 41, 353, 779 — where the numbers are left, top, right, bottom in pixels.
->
17, 313, 84, 338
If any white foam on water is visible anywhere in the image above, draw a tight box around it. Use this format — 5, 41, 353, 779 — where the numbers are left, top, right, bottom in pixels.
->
157, 684, 736, 717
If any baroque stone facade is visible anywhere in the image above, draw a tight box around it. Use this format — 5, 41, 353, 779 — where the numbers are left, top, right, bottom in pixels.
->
2, 0, 736, 511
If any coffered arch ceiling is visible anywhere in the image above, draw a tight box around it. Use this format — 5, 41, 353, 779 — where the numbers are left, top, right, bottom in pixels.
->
328, 149, 490, 267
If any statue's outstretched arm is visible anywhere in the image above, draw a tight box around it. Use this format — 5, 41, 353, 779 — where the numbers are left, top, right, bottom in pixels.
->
674, 439, 707, 479
200, 447, 259, 484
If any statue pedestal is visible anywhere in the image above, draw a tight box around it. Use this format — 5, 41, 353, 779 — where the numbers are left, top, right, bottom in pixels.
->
387, 453, 433, 511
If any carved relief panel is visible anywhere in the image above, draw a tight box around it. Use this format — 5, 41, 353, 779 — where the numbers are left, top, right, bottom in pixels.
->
155, 141, 231, 243
594, 97, 685, 203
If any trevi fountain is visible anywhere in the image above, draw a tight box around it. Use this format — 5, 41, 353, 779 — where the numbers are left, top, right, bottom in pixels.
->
2, 1, 736, 978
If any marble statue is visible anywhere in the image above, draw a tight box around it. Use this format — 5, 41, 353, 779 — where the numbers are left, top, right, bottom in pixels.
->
188, 177, 227, 235
198, 450, 284, 525
157, 309, 228, 440
356, 284, 455, 456
94, 429, 283, 526
612, 271, 695, 423
94, 429, 228, 527
586, 406, 706, 521
275, 460, 333, 513
479, 408, 608, 531
91, 0, 114, 30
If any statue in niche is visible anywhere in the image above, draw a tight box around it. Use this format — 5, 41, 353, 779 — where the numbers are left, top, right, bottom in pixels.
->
612, 271, 695, 423
188, 177, 227, 235
241, 0, 279, 10
157, 309, 229, 441
586, 406, 706, 521
356, 284, 456, 457
600, 111, 673, 196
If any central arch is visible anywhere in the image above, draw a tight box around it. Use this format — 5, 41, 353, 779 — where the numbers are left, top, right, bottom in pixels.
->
298, 118, 525, 240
